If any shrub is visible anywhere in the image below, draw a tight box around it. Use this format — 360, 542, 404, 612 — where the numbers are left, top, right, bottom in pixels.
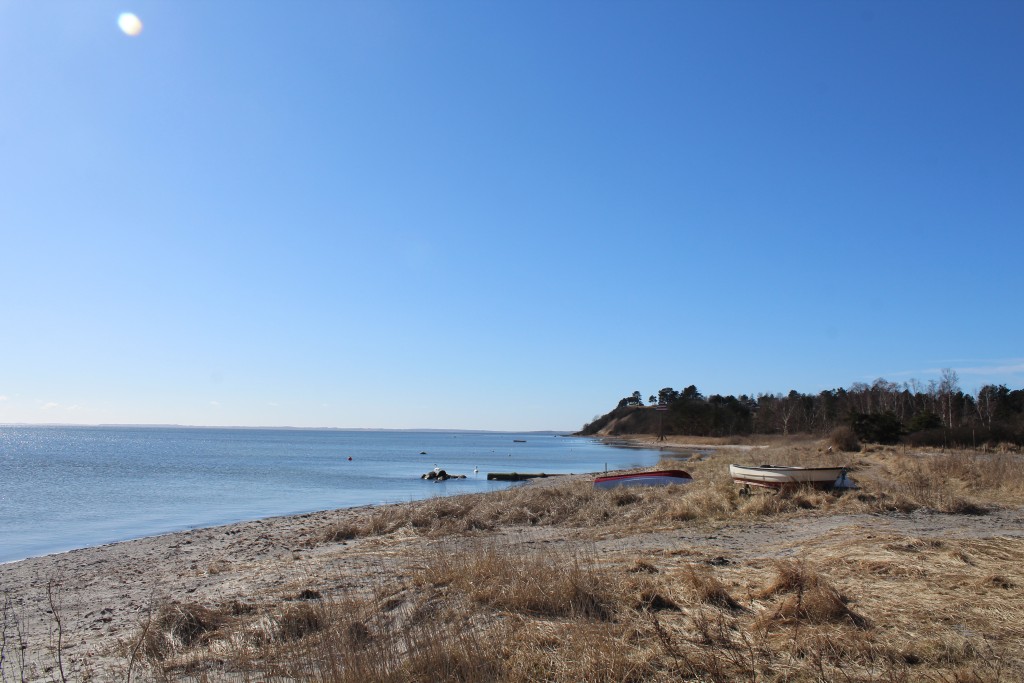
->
907, 411, 943, 432
850, 411, 904, 445
828, 426, 860, 452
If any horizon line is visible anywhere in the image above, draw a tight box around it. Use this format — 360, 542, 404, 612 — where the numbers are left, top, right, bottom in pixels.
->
0, 422, 577, 434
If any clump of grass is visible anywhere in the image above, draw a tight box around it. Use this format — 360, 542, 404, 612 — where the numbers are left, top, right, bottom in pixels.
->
489, 483, 614, 528
757, 560, 866, 627
628, 559, 659, 574
364, 507, 406, 536
294, 588, 322, 601
397, 615, 502, 683
665, 481, 736, 522
248, 593, 504, 682
410, 496, 495, 533
735, 485, 837, 517
142, 601, 229, 659
885, 537, 944, 553
321, 507, 409, 544
756, 559, 824, 597
627, 572, 679, 612
276, 602, 323, 641
982, 574, 1015, 589
637, 590, 679, 612
324, 522, 360, 542
773, 584, 858, 625
499, 619, 656, 683
608, 488, 643, 507
683, 566, 741, 610
417, 543, 617, 621
207, 559, 231, 575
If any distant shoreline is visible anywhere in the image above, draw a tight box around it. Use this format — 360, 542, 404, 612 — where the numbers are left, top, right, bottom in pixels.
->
0, 422, 572, 433
599, 433, 771, 452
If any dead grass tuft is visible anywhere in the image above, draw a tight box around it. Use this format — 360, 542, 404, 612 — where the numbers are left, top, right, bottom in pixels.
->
772, 585, 862, 625
417, 542, 617, 621
276, 602, 324, 641
757, 560, 867, 628
294, 588, 322, 601
321, 507, 409, 543
627, 559, 659, 574
665, 480, 736, 521
982, 574, 1015, 589
735, 485, 836, 516
683, 566, 742, 610
142, 601, 229, 659
500, 619, 655, 683
756, 559, 823, 597
637, 590, 679, 612
886, 537, 944, 553
324, 522, 360, 542
364, 507, 405, 536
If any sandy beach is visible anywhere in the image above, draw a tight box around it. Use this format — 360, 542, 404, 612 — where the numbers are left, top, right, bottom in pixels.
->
4, 439, 1023, 681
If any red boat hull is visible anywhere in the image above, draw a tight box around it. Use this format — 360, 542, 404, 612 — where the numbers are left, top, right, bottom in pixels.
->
594, 469, 693, 489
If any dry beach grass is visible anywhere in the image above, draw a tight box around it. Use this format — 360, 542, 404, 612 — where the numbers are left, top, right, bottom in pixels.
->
2, 437, 1023, 681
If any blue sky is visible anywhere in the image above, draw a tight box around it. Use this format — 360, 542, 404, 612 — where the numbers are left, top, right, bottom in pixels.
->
1, 1, 1022, 430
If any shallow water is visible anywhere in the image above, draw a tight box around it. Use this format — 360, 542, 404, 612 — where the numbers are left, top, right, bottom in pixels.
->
0, 426, 658, 562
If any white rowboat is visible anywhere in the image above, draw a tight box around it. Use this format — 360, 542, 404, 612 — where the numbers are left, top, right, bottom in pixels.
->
729, 464, 852, 490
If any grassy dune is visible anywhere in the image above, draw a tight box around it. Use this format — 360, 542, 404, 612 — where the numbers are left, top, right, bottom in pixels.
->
4, 439, 1023, 681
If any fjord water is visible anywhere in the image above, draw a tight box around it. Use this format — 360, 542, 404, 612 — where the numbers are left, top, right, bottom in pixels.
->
0, 426, 660, 563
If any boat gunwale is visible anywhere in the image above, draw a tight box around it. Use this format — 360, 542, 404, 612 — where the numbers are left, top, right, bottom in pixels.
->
594, 469, 693, 483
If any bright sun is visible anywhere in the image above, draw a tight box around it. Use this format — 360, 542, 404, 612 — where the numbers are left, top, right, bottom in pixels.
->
117, 13, 143, 37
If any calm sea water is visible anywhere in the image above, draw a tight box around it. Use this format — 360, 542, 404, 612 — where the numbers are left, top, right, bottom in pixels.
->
0, 426, 659, 563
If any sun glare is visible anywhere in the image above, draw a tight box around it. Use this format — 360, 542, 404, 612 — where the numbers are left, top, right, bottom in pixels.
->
118, 12, 143, 37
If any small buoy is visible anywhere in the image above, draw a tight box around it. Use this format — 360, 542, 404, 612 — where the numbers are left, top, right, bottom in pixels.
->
347, 456, 352, 461
473, 466, 479, 473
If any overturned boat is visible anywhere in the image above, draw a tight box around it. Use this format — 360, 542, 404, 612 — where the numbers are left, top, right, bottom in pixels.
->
729, 464, 853, 491
594, 469, 694, 489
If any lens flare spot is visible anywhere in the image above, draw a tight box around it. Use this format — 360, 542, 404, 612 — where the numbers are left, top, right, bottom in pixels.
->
118, 13, 143, 37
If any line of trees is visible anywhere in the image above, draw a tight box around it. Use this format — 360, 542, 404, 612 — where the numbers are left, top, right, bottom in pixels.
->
581, 370, 1024, 447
